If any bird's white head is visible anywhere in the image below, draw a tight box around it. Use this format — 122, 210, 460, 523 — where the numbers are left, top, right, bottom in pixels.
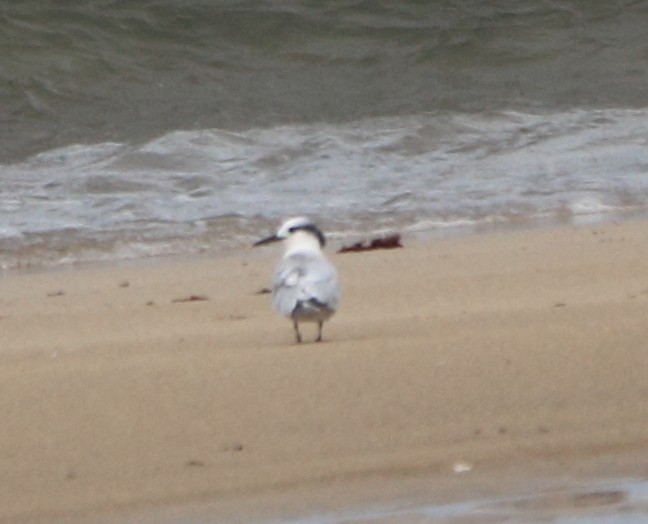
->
254, 217, 327, 252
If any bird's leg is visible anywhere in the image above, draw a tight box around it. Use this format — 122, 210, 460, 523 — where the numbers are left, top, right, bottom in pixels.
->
293, 320, 303, 344
316, 321, 324, 342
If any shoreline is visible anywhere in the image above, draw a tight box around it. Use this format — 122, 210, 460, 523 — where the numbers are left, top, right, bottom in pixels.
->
98, 461, 648, 524
4, 207, 648, 279
2, 219, 648, 523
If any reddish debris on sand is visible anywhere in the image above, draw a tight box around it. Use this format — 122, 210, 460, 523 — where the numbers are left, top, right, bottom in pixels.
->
338, 234, 403, 253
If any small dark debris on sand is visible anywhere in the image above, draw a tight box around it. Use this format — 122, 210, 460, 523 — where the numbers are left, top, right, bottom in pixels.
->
338, 234, 402, 254
255, 287, 272, 295
221, 443, 244, 453
47, 290, 66, 297
172, 295, 208, 303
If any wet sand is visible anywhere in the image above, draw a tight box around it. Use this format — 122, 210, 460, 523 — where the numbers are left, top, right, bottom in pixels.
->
2, 221, 648, 523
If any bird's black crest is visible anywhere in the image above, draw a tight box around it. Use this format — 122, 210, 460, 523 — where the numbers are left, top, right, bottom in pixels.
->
290, 224, 326, 247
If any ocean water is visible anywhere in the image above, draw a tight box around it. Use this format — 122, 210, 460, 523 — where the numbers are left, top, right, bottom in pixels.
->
2, 0, 648, 269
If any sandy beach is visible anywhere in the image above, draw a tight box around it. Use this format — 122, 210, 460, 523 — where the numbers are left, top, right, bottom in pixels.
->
2, 220, 648, 523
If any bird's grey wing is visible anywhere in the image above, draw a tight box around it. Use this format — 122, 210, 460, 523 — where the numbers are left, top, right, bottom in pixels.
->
299, 255, 340, 309
272, 253, 339, 317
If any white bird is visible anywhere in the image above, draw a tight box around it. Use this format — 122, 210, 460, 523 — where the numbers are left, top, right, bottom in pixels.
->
254, 217, 340, 343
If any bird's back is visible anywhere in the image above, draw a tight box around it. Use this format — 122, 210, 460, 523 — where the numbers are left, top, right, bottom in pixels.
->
272, 251, 340, 320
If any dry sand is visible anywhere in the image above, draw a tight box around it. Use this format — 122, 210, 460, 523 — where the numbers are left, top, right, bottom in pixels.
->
1, 220, 648, 523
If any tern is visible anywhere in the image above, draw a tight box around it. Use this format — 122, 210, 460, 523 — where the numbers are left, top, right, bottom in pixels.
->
254, 217, 340, 343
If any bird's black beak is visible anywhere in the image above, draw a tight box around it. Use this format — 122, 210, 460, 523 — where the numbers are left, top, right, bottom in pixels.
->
253, 234, 280, 247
